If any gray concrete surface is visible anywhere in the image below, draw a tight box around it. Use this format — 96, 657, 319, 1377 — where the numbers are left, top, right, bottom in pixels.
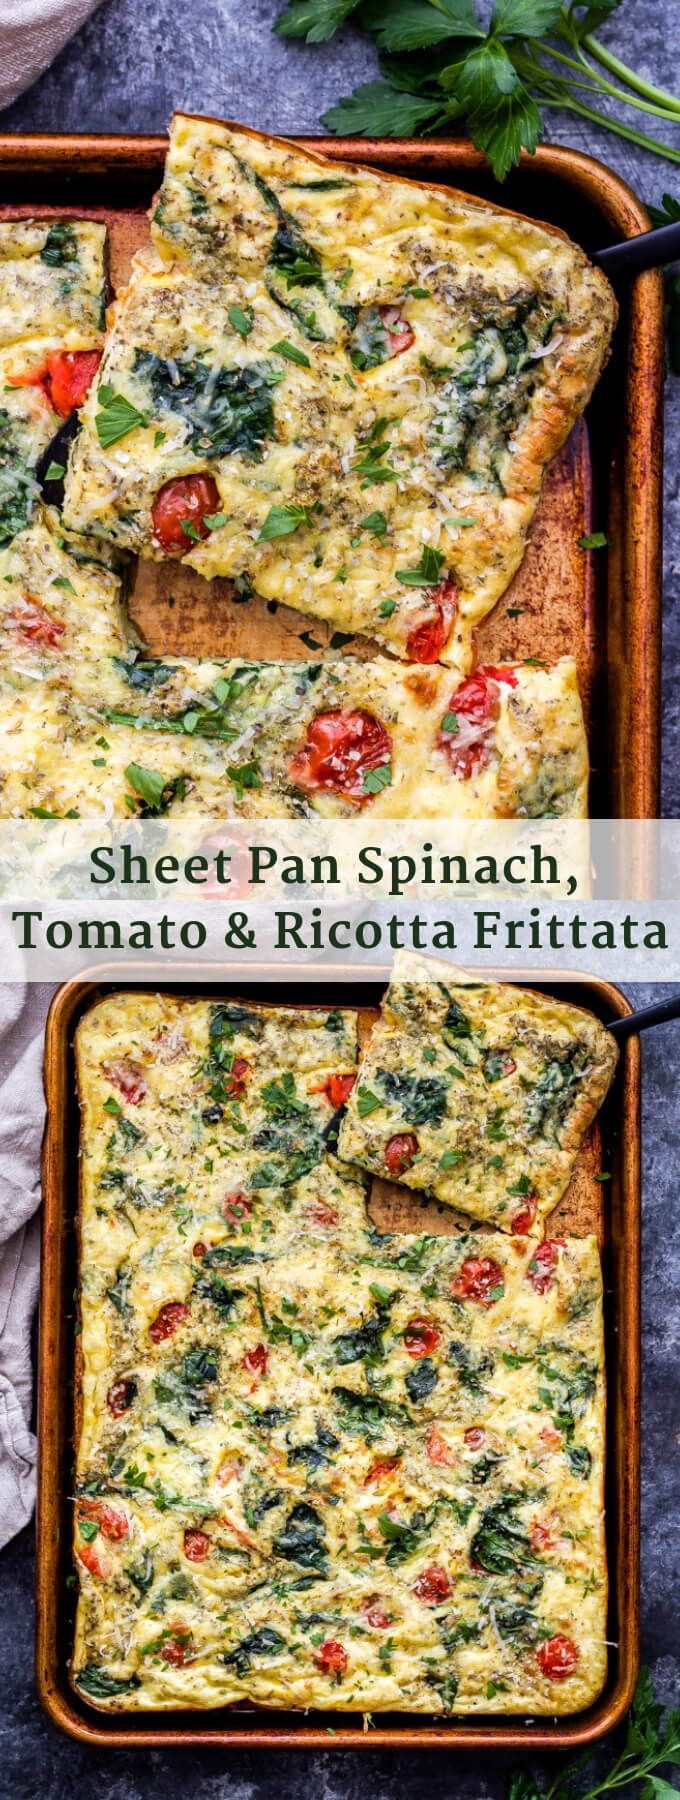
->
0, 2, 678, 1794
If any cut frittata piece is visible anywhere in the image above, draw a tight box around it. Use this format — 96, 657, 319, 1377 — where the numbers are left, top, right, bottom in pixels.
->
63, 114, 616, 669
71, 994, 607, 1718
338, 951, 618, 1230
0, 219, 106, 547
0, 516, 588, 820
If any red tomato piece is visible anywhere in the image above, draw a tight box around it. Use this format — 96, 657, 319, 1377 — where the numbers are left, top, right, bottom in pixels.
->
413, 1565, 451, 1605
8, 598, 66, 649
224, 1056, 251, 1100
539, 1423, 563, 1450
160, 1632, 192, 1667
361, 1596, 391, 1630
77, 1542, 111, 1579
45, 349, 102, 415
315, 1638, 348, 1676
243, 1343, 268, 1378
221, 1191, 252, 1225
426, 1425, 452, 1465
310, 1072, 356, 1109
379, 304, 415, 357
452, 1256, 505, 1306
530, 1521, 555, 1554
78, 1499, 128, 1542
406, 574, 459, 664
149, 1300, 190, 1343
527, 1239, 566, 1294
10, 349, 101, 417
192, 1241, 207, 1260
404, 1316, 441, 1359
101, 1057, 147, 1105
151, 474, 222, 554
183, 1528, 211, 1562
217, 1457, 241, 1487
384, 1131, 419, 1176
308, 1200, 339, 1227
364, 1454, 401, 1488
438, 664, 519, 778
288, 709, 391, 806
536, 1635, 579, 1680
464, 1426, 486, 1450
106, 1377, 136, 1418
510, 1194, 538, 1236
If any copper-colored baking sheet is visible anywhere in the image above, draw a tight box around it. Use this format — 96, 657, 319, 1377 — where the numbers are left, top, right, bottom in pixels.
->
38, 967, 640, 1750
0, 129, 663, 817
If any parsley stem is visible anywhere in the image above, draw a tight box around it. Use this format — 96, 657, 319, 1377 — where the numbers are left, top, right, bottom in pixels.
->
541, 93, 680, 162
539, 42, 680, 120
581, 32, 680, 114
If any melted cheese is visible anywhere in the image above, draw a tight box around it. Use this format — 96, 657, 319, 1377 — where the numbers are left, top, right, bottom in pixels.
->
63, 115, 616, 667
72, 990, 607, 1716
0, 519, 588, 820
338, 951, 618, 1228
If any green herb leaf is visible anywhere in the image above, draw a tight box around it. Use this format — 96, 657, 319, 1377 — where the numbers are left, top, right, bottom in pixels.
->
95, 391, 148, 449
275, 0, 362, 42
322, 82, 445, 138
356, 1086, 383, 1117
44, 461, 66, 481
227, 759, 261, 801
361, 510, 387, 536
272, 338, 312, 367
362, 762, 392, 793
229, 303, 255, 338
395, 544, 445, 587
578, 531, 608, 549
258, 503, 311, 541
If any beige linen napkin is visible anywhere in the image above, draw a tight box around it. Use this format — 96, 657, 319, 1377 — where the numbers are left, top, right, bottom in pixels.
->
0, 0, 103, 113
0, 979, 49, 1547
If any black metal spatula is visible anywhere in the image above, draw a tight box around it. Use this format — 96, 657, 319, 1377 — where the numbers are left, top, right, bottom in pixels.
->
608, 993, 680, 1040
594, 217, 680, 276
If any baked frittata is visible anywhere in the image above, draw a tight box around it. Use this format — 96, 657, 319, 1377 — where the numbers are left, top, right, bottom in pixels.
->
338, 952, 618, 1229
0, 219, 106, 548
72, 991, 607, 1716
63, 114, 616, 668
0, 514, 588, 820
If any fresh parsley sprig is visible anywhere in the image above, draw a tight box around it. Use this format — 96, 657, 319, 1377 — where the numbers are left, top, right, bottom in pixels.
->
508, 1667, 680, 1800
275, 0, 680, 183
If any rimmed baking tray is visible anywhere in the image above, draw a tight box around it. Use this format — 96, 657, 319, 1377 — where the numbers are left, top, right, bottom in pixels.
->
0, 129, 663, 819
38, 967, 640, 1749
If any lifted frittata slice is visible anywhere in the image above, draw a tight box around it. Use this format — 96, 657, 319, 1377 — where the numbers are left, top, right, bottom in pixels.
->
0, 219, 106, 547
63, 114, 616, 668
338, 951, 618, 1230
71, 995, 607, 1721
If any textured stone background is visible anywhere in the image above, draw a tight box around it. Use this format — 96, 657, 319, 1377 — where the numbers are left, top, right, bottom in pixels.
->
0, 3, 679, 1794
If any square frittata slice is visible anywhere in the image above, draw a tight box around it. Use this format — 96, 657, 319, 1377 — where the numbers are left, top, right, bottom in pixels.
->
71, 1011, 607, 1725
63, 114, 616, 668
338, 951, 618, 1230
0, 517, 588, 827
0, 219, 106, 547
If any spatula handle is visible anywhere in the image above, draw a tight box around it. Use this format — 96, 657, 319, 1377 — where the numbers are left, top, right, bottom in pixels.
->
608, 993, 680, 1039
594, 218, 680, 276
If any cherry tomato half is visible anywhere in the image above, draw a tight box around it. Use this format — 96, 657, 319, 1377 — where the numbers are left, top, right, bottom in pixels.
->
536, 1634, 579, 1679
149, 1300, 190, 1343
151, 473, 222, 554
406, 575, 459, 664
438, 664, 519, 778
183, 1528, 211, 1562
404, 1316, 441, 1359
413, 1565, 451, 1605
384, 1131, 419, 1176
8, 598, 65, 648
451, 1256, 505, 1306
288, 709, 392, 806
101, 1057, 147, 1105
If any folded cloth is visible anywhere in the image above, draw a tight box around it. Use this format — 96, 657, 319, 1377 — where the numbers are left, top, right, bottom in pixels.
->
0, 0, 103, 113
0, 978, 49, 1548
